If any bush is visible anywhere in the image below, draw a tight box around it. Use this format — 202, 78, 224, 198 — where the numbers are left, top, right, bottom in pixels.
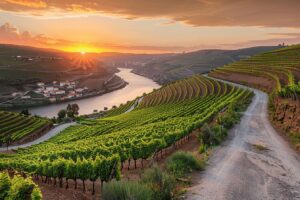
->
198, 124, 216, 145
141, 165, 175, 200
198, 144, 207, 154
166, 151, 204, 177
0, 172, 11, 200
102, 180, 153, 200
7, 175, 42, 200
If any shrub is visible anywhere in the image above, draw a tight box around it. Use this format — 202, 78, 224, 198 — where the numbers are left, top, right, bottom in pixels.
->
198, 144, 207, 154
102, 180, 153, 200
0, 172, 11, 200
198, 124, 218, 145
6, 174, 42, 200
141, 165, 175, 200
166, 151, 204, 177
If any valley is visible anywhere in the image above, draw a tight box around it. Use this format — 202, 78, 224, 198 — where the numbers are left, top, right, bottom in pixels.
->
0, 44, 299, 200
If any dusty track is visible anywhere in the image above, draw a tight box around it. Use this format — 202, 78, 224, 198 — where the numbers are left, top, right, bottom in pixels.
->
0, 122, 76, 152
186, 78, 300, 200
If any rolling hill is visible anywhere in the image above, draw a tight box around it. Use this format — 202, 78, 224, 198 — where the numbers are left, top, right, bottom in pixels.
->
210, 44, 300, 149
131, 46, 282, 84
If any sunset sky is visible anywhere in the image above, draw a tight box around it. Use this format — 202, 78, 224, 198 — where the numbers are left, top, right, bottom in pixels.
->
0, 0, 300, 53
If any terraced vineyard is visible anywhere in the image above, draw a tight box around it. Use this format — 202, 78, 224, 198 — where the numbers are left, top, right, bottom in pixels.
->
0, 75, 252, 192
210, 44, 300, 95
0, 111, 51, 144
210, 44, 300, 147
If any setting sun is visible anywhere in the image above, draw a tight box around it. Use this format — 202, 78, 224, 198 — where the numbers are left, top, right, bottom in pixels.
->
81, 51, 85, 55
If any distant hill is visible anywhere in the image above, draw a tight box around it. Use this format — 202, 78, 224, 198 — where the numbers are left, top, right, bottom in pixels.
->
131, 46, 282, 84
0, 44, 116, 94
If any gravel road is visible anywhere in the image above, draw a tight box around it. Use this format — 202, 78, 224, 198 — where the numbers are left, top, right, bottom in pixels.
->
186, 79, 300, 200
0, 122, 76, 152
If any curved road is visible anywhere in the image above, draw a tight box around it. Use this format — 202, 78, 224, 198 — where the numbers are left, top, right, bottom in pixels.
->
186, 78, 300, 200
0, 122, 76, 152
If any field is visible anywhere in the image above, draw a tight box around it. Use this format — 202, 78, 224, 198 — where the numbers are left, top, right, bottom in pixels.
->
210, 44, 300, 148
0, 74, 252, 196
0, 111, 51, 145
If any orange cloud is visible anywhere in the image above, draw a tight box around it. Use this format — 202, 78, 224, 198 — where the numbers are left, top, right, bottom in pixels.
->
0, 22, 193, 53
4, 0, 47, 8
0, 0, 299, 27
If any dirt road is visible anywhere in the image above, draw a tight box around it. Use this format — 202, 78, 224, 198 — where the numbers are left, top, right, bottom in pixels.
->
0, 122, 76, 152
186, 80, 300, 200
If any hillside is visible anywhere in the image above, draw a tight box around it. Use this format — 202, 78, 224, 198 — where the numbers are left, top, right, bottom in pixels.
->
0, 44, 127, 108
0, 110, 51, 145
210, 44, 300, 149
132, 46, 281, 84
0, 74, 252, 198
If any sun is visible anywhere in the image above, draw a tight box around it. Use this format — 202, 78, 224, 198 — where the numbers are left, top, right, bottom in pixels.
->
80, 51, 86, 55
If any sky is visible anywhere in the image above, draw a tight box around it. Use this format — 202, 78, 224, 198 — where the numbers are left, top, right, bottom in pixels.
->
0, 0, 300, 53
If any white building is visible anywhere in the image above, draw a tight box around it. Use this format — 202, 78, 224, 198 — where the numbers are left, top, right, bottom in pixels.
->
37, 82, 45, 87
45, 86, 54, 91
75, 88, 84, 93
55, 90, 66, 95
49, 97, 56, 103
21, 95, 31, 99
60, 82, 66, 87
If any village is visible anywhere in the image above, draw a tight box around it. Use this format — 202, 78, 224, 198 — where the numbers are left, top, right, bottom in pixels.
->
23, 80, 89, 103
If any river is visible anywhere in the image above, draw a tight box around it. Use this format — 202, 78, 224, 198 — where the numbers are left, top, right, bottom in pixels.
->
28, 68, 160, 118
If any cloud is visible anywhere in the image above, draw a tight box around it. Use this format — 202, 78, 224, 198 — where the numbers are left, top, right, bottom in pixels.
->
0, 22, 71, 48
0, 22, 192, 53
0, 0, 299, 27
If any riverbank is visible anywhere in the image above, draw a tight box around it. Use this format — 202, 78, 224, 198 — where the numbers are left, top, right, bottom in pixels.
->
1, 74, 127, 110
14, 68, 160, 118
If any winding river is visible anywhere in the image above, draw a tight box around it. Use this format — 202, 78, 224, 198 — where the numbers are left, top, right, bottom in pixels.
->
28, 68, 160, 118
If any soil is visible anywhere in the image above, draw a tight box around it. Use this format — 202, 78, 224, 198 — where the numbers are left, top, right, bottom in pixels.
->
211, 72, 275, 93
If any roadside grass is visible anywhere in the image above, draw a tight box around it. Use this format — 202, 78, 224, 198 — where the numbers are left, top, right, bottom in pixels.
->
102, 153, 205, 200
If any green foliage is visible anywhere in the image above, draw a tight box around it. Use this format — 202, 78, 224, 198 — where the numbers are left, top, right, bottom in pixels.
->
66, 104, 80, 118
0, 173, 42, 200
166, 151, 204, 177
0, 75, 251, 189
57, 109, 66, 120
141, 165, 175, 200
198, 144, 207, 154
102, 180, 153, 200
278, 82, 300, 99
20, 109, 30, 116
0, 111, 50, 143
0, 172, 11, 200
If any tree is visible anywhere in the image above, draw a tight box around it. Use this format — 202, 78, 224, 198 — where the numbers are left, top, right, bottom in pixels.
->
4, 135, 12, 151
71, 104, 79, 115
66, 104, 80, 118
57, 109, 66, 120
20, 109, 30, 116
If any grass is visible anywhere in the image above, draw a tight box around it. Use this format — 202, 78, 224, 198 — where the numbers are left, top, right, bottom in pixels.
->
102, 180, 153, 200
165, 151, 205, 178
